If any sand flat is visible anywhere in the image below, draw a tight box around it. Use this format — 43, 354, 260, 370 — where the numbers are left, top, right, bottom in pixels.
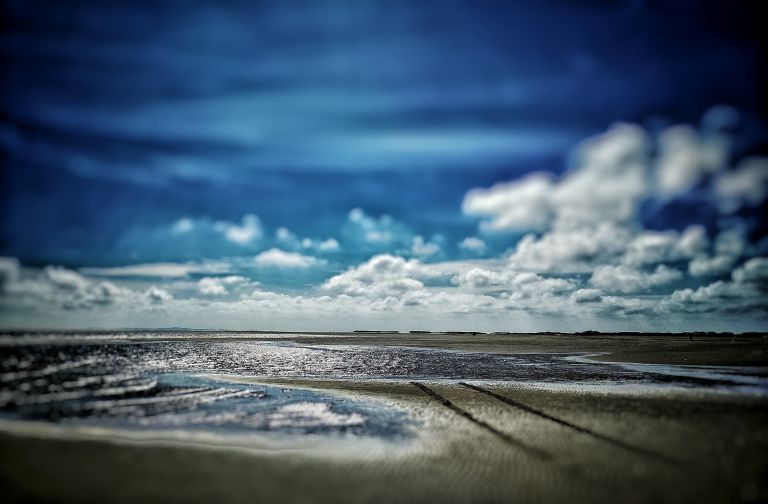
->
1, 332, 766, 503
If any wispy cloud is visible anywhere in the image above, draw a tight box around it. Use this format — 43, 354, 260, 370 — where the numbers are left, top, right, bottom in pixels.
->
253, 249, 325, 269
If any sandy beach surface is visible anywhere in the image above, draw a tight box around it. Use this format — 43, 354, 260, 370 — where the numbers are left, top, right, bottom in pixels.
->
1, 331, 766, 503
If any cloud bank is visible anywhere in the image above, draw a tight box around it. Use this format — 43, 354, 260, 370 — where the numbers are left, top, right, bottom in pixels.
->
1, 111, 766, 332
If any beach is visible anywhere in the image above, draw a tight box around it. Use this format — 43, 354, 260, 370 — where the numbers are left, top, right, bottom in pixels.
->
1, 332, 766, 503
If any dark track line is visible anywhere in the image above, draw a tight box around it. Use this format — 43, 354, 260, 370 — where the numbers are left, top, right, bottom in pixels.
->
410, 382, 551, 461
458, 382, 677, 464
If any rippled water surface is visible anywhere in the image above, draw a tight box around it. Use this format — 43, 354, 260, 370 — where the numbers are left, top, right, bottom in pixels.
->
1, 334, 766, 436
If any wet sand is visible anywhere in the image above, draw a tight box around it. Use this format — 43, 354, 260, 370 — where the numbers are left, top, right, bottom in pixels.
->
1, 332, 766, 503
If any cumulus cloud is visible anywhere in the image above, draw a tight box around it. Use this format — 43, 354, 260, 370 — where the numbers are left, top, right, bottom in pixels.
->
464, 124, 651, 233
0, 251, 763, 331
275, 227, 341, 254
344, 208, 413, 249
81, 263, 209, 278
302, 237, 341, 252
714, 157, 768, 213
0, 259, 187, 315
198, 276, 248, 296
570, 288, 603, 303
666, 257, 768, 315
0, 257, 21, 290
687, 228, 747, 277
171, 214, 263, 246
147, 286, 173, 304
253, 249, 325, 269
621, 226, 707, 266
654, 125, 727, 196
688, 255, 737, 278
732, 257, 768, 285
172, 218, 194, 234
465, 124, 658, 272
461, 109, 768, 323
450, 268, 508, 289
670, 281, 746, 305
452, 268, 574, 301
463, 173, 554, 231
508, 223, 631, 272
316, 238, 341, 252
275, 226, 299, 245
589, 264, 682, 294
219, 214, 263, 245
458, 237, 486, 253
322, 254, 426, 298
3, 264, 134, 310
411, 236, 440, 257
462, 124, 650, 231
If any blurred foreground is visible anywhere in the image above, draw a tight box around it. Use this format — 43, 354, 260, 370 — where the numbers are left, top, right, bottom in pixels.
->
1, 331, 766, 503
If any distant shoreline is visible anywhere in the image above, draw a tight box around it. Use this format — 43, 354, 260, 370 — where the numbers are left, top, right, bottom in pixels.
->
1, 328, 766, 337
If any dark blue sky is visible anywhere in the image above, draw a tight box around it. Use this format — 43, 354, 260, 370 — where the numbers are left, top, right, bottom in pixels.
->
2, 0, 765, 267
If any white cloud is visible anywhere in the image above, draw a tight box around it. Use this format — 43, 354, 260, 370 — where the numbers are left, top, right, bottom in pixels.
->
172, 214, 264, 245
322, 254, 426, 298
3, 264, 136, 310
465, 124, 654, 273
451, 268, 574, 300
198, 278, 227, 296
411, 236, 440, 257
81, 263, 206, 278
450, 268, 508, 289
0, 257, 20, 292
570, 288, 603, 303
676, 225, 710, 258
714, 157, 768, 213
714, 228, 747, 257
621, 226, 707, 266
276, 226, 299, 244
458, 237, 486, 253
219, 214, 262, 245
44, 267, 91, 292
462, 112, 768, 284
172, 217, 194, 234
463, 121, 651, 233
301, 237, 341, 252
1, 252, 764, 332
551, 123, 650, 229
589, 264, 682, 294
508, 223, 631, 272
666, 257, 768, 312
198, 275, 248, 296
253, 249, 324, 269
668, 257, 768, 312
345, 208, 411, 247
654, 125, 727, 196
0, 259, 193, 315
688, 255, 736, 277
669, 281, 744, 305
147, 286, 173, 304
317, 238, 341, 252
687, 228, 746, 277
732, 257, 768, 284
502, 273, 574, 300
462, 172, 554, 231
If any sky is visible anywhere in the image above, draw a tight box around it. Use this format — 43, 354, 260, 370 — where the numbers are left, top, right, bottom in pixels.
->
1, 0, 767, 332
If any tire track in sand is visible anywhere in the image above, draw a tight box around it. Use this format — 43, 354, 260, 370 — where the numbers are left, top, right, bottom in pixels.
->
410, 382, 552, 461
459, 382, 677, 464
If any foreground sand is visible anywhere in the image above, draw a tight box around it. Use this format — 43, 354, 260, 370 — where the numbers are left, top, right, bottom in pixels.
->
1, 333, 766, 503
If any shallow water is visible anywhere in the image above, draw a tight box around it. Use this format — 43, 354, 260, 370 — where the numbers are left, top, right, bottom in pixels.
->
1, 334, 766, 436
